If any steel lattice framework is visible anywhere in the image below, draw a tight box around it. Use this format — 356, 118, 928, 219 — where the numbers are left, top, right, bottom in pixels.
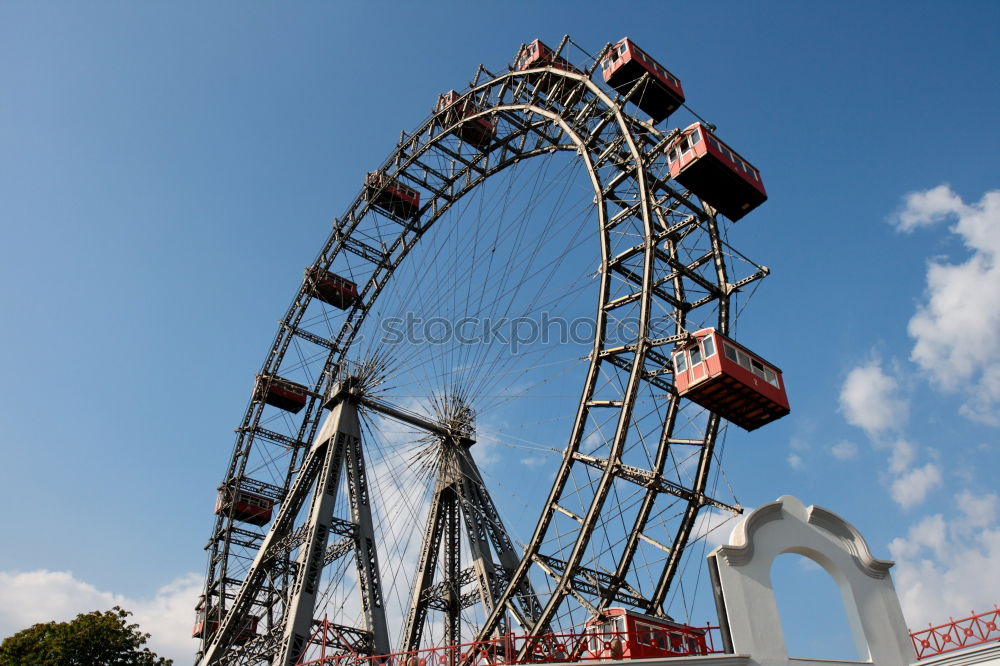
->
196, 36, 770, 666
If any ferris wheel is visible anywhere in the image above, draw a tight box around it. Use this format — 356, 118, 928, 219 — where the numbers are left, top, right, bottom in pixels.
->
194, 36, 786, 666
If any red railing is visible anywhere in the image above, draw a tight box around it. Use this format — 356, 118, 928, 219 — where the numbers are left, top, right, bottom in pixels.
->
298, 623, 722, 666
910, 606, 1000, 660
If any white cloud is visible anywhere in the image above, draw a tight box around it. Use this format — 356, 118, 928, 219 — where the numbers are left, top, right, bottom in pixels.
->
0, 570, 200, 663
839, 363, 941, 509
520, 456, 546, 468
955, 489, 997, 528
839, 361, 909, 437
830, 440, 858, 461
364, 451, 433, 633
889, 491, 1000, 628
890, 184, 966, 232
0, 570, 120, 633
889, 463, 942, 509
888, 440, 916, 475
889, 514, 948, 561
692, 508, 742, 548
130, 574, 204, 662
872, 186, 1000, 629
899, 186, 1000, 423
784, 437, 811, 469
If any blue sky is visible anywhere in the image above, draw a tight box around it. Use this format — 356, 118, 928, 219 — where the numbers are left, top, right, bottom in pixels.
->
2, 2, 999, 662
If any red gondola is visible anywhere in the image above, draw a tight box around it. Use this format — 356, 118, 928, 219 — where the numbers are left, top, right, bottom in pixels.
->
435, 91, 495, 149
305, 267, 358, 309
365, 171, 420, 221
192, 606, 258, 645
667, 122, 767, 221
516, 39, 578, 75
215, 487, 274, 526
254, 374, 309, 414
515, 39, 582, 100
600, 38, 685, 123
672, 329, 789, 431
585, 608, 709, 659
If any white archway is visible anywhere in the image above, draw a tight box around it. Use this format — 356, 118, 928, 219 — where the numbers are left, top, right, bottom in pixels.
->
708, 495, 915, 666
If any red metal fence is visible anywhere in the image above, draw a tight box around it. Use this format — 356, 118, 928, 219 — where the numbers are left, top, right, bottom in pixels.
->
910, 606, 1000, 660
295, 604, 1000, 665
298, 623, 722, 666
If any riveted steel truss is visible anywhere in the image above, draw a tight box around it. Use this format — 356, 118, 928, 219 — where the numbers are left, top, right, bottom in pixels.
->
201, 389, 390, 666
197, 35, 769, 666
400, 419, 542, 659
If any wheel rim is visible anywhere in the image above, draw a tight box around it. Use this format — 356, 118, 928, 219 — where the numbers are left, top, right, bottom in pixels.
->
198, 41, 770, 666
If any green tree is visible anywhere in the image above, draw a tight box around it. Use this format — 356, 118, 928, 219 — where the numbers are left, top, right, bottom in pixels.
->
0, 606, 172, 666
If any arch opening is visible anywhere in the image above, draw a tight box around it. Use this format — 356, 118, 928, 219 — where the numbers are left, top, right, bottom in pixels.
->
770, 552, 867, 661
